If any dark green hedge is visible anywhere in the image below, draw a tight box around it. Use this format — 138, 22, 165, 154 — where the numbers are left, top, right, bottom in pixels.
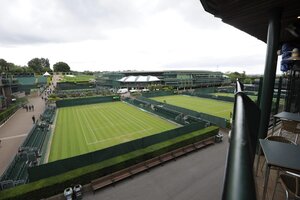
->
0, 97, 28, 123
55, 96, 119, 108
0, 105, 19, 123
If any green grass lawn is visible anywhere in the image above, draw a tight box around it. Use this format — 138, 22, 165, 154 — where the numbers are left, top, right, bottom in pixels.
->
152, 95, 233, 119
212, 92, 258, 101
49, 102, 177, 162
61, 75, 95, 82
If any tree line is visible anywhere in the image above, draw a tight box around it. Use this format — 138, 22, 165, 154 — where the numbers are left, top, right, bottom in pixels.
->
0, 58, 71, 74
225, 71, 255, 84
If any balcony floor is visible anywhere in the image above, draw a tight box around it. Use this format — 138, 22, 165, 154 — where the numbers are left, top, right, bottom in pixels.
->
255, 156, 286, 200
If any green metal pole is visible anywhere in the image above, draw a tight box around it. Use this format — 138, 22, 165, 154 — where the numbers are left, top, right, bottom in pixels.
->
258, 8, 282, 139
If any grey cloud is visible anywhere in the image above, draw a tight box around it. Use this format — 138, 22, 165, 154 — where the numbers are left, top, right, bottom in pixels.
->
0, 0, 220, 45
149, 0, 223, 29
56, 0, 145, 28
163, 54, 265, 70
0, 30, 49, 45
178, 1, 222, 29
0, 0, 145, 45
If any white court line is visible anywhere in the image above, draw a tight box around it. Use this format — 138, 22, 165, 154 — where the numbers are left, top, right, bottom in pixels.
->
87, 127, 153, 145
95, 103, 151, 133
74, 108, 91, 145
91, 121, 130, 132
92, 105, 115, 126
113, 106, 151, 130
76, 105, 117, 145
81, 108, 98, 141
0, 134, 27, 140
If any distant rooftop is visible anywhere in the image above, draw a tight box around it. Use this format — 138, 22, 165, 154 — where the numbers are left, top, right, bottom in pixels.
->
118, 75, 160, 83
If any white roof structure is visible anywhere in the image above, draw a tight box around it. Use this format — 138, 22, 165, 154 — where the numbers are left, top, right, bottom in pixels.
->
43, 71, 51, 76
118, 75, 160, 83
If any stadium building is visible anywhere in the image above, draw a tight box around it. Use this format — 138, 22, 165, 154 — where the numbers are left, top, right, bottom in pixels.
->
0, 75, 19, 109
96, 70, 230, 90
0, 72, 49, 110
118, 75, 161, 90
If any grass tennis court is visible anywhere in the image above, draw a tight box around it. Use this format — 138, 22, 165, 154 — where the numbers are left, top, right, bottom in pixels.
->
212, 92, 284, 105
49, 102, 178, 162
61, 75, 95, 82
152, 95, 233, 119
212, 92, 258, 101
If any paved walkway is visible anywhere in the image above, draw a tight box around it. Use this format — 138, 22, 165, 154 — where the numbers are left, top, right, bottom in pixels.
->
78, 132, 228, 200
0, 95, 46, 175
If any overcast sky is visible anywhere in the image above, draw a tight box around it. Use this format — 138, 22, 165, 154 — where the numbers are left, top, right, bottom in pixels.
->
0, 0, 282, 74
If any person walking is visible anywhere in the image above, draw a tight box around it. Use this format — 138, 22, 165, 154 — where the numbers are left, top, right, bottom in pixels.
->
32, 115, 36, 124
32, 105, 34, 111
25, 105, 28, 112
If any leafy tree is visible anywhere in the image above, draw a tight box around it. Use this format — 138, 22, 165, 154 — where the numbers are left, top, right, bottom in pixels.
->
6, 62, 19, 72
226, 71, 255, 84
14, 66, 24, 73
226, 71, 246, 82
40, 58, 50, 68
83, 70, 94, 75
53, 62, 70, 72
42, 67, 53, 73
0, 58, 8, 72
22, 67, 34, 73
28, 57, 50, 73
243, 78, 253, 84
28, 58, 43, 73
0, 59, 35, 73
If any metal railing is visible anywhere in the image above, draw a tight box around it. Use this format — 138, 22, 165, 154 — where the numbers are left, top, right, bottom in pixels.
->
222, 80, 260, 200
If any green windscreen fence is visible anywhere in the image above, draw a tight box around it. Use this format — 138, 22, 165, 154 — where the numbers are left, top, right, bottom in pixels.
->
28, 122, 207, 182
37, 76, 47, 84
124, 98, 207, 126
193, 87, 217, 94
17, 77, 37, 94
142, 91, 175, 98
55, 96, 120, 108
56, 82, 95, 90
16, 77, 36, 85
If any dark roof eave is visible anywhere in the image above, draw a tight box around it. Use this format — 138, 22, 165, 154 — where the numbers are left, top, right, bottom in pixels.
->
199, 0, 300, 44
199, 0, 220, 18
